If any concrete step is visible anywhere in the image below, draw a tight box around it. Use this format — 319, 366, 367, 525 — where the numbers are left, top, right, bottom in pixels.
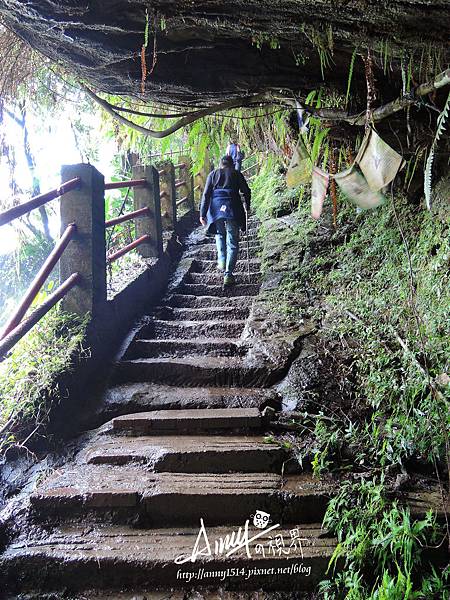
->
125, 338, 244, 359
178, 283, 260, 297
166, 294, 254, 309
136, 319, 246, 340
192, 258, 261, 273
111, 407, 264, 434
82, 434, 290, 473
98, 384, 281, 422
188, 272, 261, 285
151, 305, 250, 321
30, 466, 328, 525
1, 523, 335, 593
114, 356, 272, 387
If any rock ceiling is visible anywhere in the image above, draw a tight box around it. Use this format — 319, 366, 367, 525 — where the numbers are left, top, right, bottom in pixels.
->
0, 1, 449, 107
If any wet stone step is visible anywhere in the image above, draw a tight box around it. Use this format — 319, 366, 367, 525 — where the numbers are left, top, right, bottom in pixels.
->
111, 407, 263, 434
98, 384, 281, 422
1, 523, 336, 593
136, 319, 246, 340
30, 467, 329, 526
192, 249, 260, 261
178, 283, 260, 297
194, 227, 258, 239
151, 305, 250, 321
82, 434, 290, 473
165, 294, 254, 309
114, 357, 273, 388
188, 272, 261, 285
125, 338, 244, 359
200, 241, 261, 251
192, 258, 261, 273
197, 245, 262, 257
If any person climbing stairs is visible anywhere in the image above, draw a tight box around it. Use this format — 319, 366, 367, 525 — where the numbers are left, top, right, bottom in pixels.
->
199, 155, 251, 288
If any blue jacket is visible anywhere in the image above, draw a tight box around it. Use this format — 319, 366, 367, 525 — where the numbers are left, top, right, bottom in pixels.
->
200, 167, 251, 235
227, 143, 244, 171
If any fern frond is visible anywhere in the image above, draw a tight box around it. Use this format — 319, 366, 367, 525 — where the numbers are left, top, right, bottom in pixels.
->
424, 91, 450, 210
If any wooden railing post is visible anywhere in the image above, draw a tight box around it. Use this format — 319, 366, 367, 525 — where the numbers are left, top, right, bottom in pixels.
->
132, 165, 162, 258
157, 160, 176, 230
60, 164, 106, 317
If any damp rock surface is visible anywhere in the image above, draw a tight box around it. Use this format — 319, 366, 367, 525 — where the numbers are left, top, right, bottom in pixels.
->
1, 1, 448, 105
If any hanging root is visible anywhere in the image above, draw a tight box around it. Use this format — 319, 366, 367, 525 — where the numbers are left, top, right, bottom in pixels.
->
329, 144, 338, 228
363, 46, 377, 130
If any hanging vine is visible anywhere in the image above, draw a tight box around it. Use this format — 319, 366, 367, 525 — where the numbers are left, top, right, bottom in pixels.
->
424, 90, 450, 210
362, 47, 377, 130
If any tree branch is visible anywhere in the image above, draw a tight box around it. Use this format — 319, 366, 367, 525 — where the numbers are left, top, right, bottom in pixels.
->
282, 68, 450, 125
81, 83, 270, 138
102, 101, 195, 118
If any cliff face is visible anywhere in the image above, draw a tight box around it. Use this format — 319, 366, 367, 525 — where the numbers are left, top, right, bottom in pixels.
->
0, 1, 449, 106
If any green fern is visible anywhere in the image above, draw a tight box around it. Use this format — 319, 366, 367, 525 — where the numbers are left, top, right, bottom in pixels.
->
424, 91, 450, 210
311, 127, 330, 166
345, 48, 357, 109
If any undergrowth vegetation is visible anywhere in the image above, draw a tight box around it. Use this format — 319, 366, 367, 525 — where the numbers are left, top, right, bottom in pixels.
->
0, 307, 88, 454
252, 163, 449, 598
321, 479, 449, 599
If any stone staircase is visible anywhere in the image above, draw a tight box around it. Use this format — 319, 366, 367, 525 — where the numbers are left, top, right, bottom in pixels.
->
1, 218, 336, 597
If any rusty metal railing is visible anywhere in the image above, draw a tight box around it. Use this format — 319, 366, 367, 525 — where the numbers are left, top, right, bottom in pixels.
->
0, 178, 83, 357
107, 234, 151, 263
0, 223, 78, 340
0, 178, 81, 227
104, 178, 147, 191
105, 206, 150, 228
0, 273, 81, 359
176, 195, 189, 207
1, 155, 204, 357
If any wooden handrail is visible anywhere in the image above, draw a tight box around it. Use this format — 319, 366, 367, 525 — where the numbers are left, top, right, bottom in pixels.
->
105, 206, 150, 228
0, 178, 81, 227
0, 273, 81, 361
104, 178, 147, 190
0, 223, 77, 340
107, 234, 151, 263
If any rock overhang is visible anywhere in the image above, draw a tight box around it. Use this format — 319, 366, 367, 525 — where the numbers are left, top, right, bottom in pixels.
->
1, 0, 449, 106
